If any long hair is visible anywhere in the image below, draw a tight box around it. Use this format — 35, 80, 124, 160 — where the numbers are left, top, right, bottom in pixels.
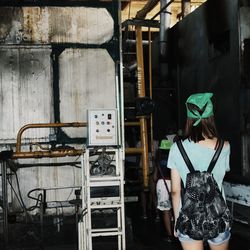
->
184, 103, 218, 142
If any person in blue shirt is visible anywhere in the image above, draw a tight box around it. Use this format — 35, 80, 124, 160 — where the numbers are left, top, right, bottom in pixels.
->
167, 93, 231, 250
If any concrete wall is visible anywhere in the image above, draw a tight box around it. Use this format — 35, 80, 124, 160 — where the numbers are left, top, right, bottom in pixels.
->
0, 7, 113, 45
0, 6, 119, 214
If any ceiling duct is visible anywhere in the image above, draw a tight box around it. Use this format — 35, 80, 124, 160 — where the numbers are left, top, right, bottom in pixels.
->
135, 0, 160, 19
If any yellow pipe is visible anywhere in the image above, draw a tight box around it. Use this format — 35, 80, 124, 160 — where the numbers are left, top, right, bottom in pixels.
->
136, 26, 149, 191
16, 122, 87, 153
140, 118, 149, 189
136, 27, 146, 97
124, 122, 140, 127
125, 147, 143, 154
148, 27, 155, 160
12, 149, 84, 159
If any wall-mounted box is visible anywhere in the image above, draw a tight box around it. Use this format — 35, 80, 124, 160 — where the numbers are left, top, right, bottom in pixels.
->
87, 109, 117, 146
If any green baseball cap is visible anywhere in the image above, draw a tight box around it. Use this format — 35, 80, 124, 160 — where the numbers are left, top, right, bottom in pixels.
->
159, 139, 173, 150
186, 92, 214, 126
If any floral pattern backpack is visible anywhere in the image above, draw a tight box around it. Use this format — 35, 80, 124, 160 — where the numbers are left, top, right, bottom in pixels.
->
175, 139, 232, 240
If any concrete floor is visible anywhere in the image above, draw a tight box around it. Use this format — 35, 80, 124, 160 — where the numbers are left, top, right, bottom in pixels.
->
132, 215, 250, 250
5, 219, 249, 250
2, 202, 250, 250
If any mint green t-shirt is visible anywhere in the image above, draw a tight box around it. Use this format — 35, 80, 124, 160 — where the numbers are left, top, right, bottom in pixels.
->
167, 139, 230, 190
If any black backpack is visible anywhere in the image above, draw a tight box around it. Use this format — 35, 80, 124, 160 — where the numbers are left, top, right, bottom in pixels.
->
175, 140, 232, 240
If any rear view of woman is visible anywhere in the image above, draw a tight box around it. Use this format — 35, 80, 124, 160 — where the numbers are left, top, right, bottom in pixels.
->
167, 93, 231, 250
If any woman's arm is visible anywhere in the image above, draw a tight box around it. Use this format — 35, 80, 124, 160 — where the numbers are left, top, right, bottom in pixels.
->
171, 168, 182, 237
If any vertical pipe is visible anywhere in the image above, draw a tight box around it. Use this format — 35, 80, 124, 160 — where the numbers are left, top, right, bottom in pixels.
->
115, 67, 122, 147
51, 48, 64, 123
1, 161, 8, 247
181, 0, 191, 18
136, 26, 149, 190
159, 0, 171, 85
81, 154, 87, 250
40, 198, 44, 250
118, 149, 126, 250
136, 27, 146, 96
148, 28, 155, 160
118, 0, 125, 161
78, 221, 83, 250
160, 0, 171, 56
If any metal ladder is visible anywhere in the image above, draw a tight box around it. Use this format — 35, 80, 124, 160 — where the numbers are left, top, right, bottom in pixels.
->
78, 147, 126, 250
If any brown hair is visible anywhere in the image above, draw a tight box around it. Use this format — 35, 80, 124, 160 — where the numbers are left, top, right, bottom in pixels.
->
184, 103, 218, 142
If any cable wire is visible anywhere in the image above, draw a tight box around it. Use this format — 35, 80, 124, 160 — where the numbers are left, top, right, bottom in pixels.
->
7, 177, 25, 212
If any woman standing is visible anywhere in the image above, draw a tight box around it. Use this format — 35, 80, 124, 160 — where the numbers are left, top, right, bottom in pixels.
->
167, 93, 231, 250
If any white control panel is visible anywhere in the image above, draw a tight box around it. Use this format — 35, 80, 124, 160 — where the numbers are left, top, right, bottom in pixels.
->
87, 109, 118, 146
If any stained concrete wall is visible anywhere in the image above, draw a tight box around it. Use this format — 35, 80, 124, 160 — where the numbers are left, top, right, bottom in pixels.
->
59, 48, 116, 138
0, 7, 113, 44
0, 6, 119, 214
0, 47, 53, 143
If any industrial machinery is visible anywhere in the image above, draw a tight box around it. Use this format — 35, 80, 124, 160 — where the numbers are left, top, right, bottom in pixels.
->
78, 109, 126, 250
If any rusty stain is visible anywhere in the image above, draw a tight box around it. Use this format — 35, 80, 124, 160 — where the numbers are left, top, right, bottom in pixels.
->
0, 7, 113, 45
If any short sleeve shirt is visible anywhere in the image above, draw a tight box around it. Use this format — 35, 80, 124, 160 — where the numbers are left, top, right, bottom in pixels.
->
167, 139, 230, 190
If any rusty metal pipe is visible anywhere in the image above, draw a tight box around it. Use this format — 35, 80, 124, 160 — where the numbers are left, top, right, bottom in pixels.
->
16, 122, 87, 153
125, 147, 143, 154
12, 149, 84, 159
136, 26, 150, 191
148, 28, 155, 162
140, 119, 149, 190
124, 122, 140, 127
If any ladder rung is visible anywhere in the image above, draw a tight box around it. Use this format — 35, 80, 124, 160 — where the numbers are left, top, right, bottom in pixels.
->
89, 181, 121, 187
92, 227, 121, 233
123, 52, 136, 55
90, 197, 120, 204
92, 232, 123, 237
90, 176, 121, 182
90, 203, 122, 209
91, 228, 122, 237
91, 197, 120, 201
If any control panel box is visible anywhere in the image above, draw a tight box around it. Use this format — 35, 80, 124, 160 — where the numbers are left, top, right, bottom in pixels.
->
87, 109, 118, 146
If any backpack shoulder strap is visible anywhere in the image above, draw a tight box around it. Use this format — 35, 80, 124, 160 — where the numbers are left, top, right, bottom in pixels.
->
176, 140, 196, 173
207, 139, 224, 173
